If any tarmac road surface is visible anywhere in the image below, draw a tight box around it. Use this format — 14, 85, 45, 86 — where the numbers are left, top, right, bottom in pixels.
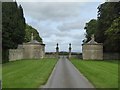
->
43, 56, 94, 88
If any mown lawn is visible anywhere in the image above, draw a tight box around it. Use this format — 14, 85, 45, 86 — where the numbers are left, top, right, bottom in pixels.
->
2, 58, 57, 88
0, 64, 2, 80
71, 59, 118, 88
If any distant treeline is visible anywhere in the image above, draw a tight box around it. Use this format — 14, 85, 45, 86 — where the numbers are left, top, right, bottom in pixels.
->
84, 2, 120, 53
45, 52, 82, 55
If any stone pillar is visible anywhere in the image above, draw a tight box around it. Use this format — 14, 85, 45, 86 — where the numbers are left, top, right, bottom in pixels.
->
56, 43, 59, 58
31, 33, 34, 41
69, 43, 72, 59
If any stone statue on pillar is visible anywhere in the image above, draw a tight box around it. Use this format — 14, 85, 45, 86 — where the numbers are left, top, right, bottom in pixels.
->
88, 34, 97, 44
56, 43, 59, 58
69, 43, 72, 59
91, 34, 95, 41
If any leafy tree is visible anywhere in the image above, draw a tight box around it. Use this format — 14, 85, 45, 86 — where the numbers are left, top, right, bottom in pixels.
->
24, 24, 42, 43
104, 17, 120, 52
96, 2, 120, 43
2, 2, 25, 63
84, 2, 120, 53
84, 19, 98, 42
96, 2, 120, 52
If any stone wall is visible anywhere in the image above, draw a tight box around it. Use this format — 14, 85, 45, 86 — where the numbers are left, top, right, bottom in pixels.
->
45, 53, 82, 59
9, 44, 45, 61
9, 49, 24, 61
22, 44, 34, 59
82, 44, 103, 60
41, 45, 45, 58
45, 53, 57, 58
22, 44, 43, 59
103, 53, 120, 60
70, 55, 82, 59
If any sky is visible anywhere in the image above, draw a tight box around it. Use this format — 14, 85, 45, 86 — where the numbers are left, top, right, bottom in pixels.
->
15, 1, 105, 53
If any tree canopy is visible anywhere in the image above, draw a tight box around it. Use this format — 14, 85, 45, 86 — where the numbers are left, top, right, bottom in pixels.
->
24, 24, 43, 43
84, 2, 120, 52
2, 2, 43, 63
2, 2, 26, 62
96, 2, 120, 43
2, 2, 25, 49
84, 19, 97, 43
104, 17, 120, 52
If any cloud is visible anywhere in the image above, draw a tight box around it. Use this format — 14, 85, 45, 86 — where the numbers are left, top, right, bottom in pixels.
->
58, 21, 85, 31
18, 2, 85, 22
15, 2, 101, 52
16, 0, 104, 2
43, 29, 86, 52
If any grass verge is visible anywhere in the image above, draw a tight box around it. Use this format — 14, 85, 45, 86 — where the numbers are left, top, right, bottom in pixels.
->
0, 64, 1, 80
2, 58, 57, 88
71, 59, 118, 88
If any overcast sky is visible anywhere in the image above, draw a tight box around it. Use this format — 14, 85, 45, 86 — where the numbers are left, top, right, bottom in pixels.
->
16, 1, 105, 52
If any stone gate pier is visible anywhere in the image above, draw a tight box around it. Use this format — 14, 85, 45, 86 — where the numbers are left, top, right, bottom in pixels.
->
68, 43, 72, 58
56, 43, 59, 58
82, 35, 103, 60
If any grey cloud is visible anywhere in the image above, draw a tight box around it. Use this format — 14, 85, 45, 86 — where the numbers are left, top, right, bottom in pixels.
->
107, 0, 120, 2
16, 0, 102, 2
55, 29, 85, 39
58, 21, 85, 31
45, 37, 83, 52
29, 19, 85, 52
18, 2, 83, 21
17, 2, 101, 52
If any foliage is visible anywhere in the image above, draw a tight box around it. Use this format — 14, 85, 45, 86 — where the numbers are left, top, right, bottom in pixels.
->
104, 17, 120, 52
71, 59, 118, 88
24, 24, 42, 43
2, 2, 25, 49
84, 2, 120, 52
2, 2, 25, 63
2, 58, 57, 88
96, 2, 120, 43
96, 2, 120, 52
84, 19, 98, 43
0, 64, 1, 80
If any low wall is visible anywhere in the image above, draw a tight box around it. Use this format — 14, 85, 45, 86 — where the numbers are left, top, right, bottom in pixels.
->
45, 53, 82, 59
103, 53, 120, 60
9, 49, 24, 61
71, 55, 82, 59
45, 54, 56, 58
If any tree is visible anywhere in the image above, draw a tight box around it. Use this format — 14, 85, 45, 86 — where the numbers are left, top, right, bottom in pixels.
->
96, 2, 120, 43
104, 17, 120, 52
84, 2, 120, 53
24, 24, 42, 43
84, 19, 98, 43
95, 2, 120, 52
2, 2, 26, 63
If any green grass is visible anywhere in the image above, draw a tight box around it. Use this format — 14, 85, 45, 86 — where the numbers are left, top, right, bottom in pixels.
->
0, 64, 2, 80
71, 59, 118, 88
2, 58, 57, 88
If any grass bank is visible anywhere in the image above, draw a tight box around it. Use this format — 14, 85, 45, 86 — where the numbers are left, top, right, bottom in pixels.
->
2, 58, 57, 88
71, 59, 118, 88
